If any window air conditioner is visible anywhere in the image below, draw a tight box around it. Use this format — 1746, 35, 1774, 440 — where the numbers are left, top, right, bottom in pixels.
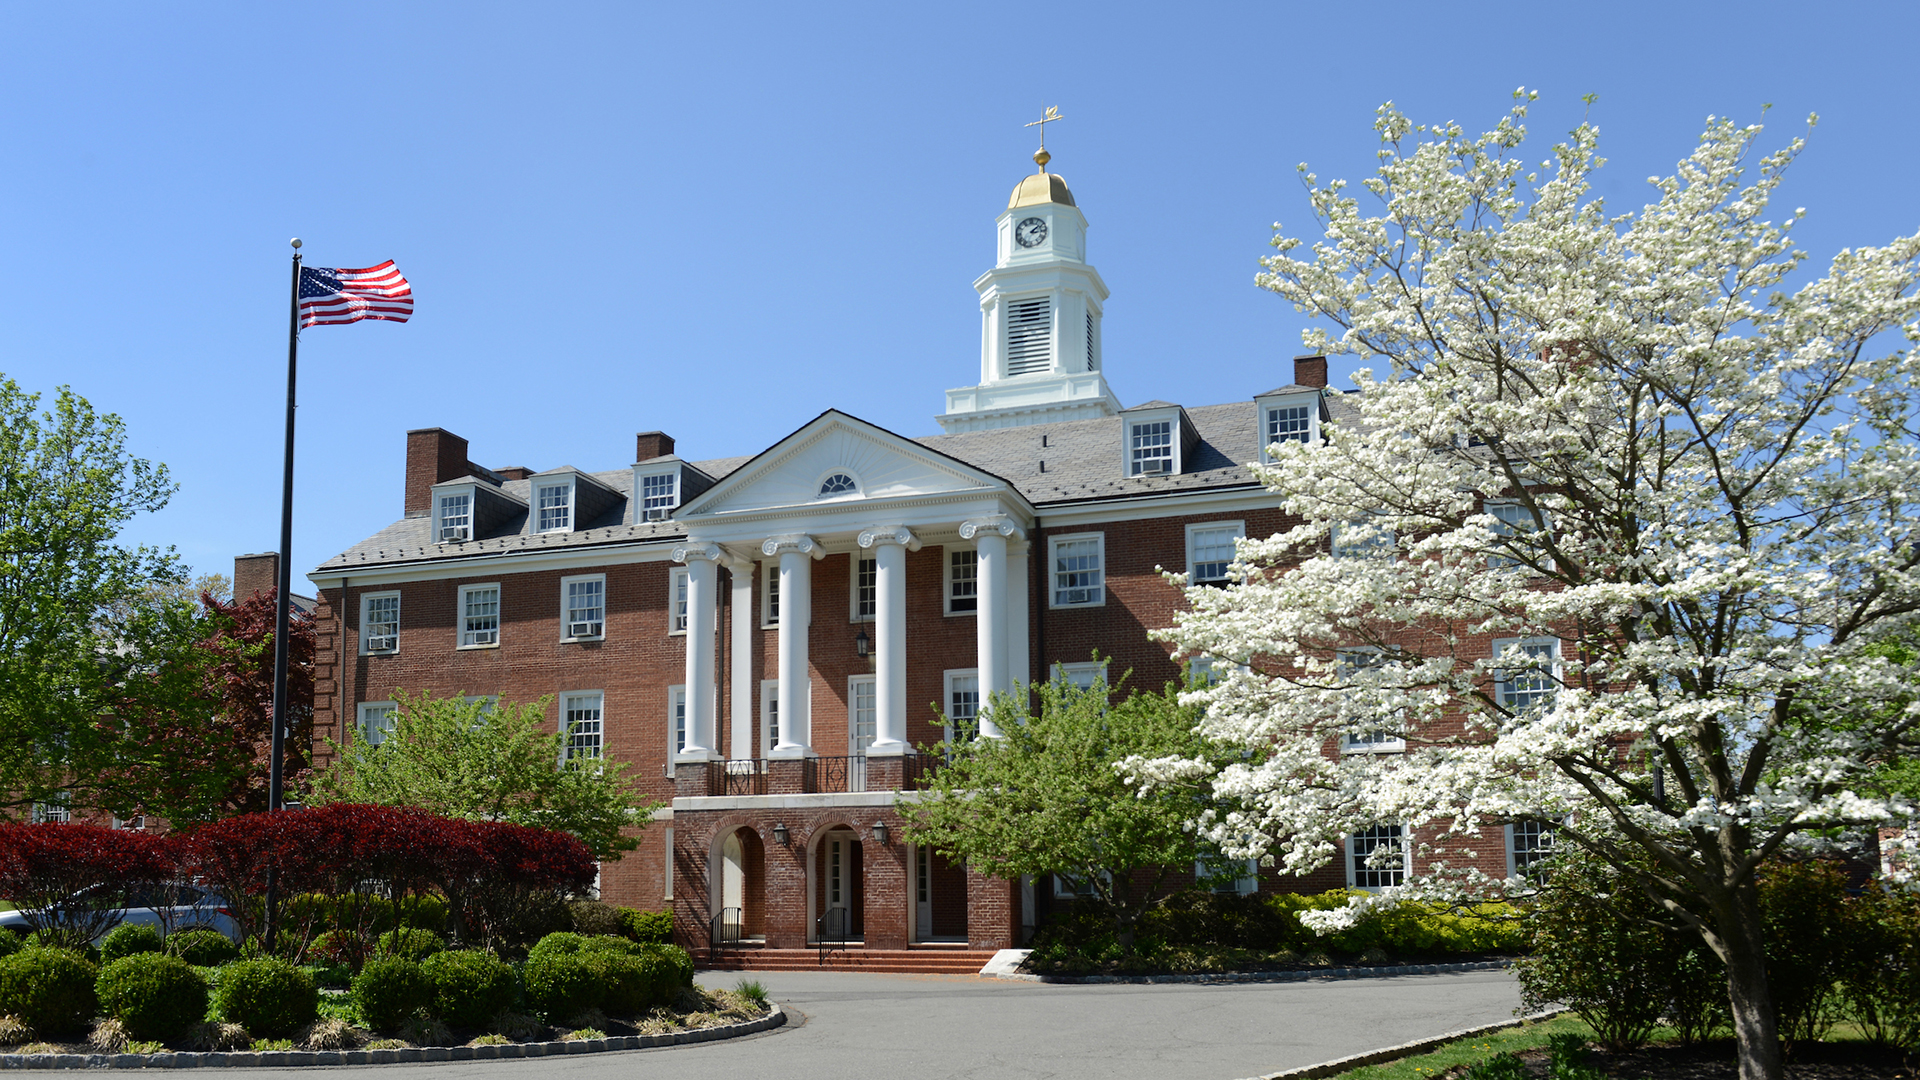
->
367, 634, 396, 652
440, 526, 469, 542
1063, 588, 1091, 604
568, 621, 603, 639
1139, 458, 1170, 474
645, 507, 672, 522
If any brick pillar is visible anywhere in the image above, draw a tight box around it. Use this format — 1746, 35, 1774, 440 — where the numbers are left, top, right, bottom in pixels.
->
766, 758, 808, 795
862, 817, 910, 949
865, 755, 906, 792
966, 867, 1021, 949
764, 823, 808, 949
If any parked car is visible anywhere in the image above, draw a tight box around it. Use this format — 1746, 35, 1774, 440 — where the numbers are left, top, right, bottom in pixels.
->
0, 883, 240, 943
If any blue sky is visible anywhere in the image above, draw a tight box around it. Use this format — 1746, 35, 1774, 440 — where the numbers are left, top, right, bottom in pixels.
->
2, 1, 1915, 585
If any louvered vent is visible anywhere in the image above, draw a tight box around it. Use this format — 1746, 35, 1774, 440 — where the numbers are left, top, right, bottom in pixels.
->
1005, 297, 1052, 375
1085, 311, 1094, 371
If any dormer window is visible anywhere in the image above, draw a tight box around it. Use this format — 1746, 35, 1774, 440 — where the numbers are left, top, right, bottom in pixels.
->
438, 492, 471, 542
641, 473, 678, 520
536, 481, 572, 532
1255, 389, 1324, 462
818, 472, 858, 497
1129, 420, 1172, 475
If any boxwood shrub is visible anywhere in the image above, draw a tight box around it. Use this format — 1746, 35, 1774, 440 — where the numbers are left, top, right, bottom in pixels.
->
166, 927, 239, 967
0, 947, 99, 1038
620, 908, 675, 944
373, 927, 444, 963
96, 952, 209, 1042
100, 924, 165, 964
418, 949, 517, 1029
352, 956, 430, 1033
215, 957, 318, 1037
523, 933, 690, 1020
0, 932, 20, 961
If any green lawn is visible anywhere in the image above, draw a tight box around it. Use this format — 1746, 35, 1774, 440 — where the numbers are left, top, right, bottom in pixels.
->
1333, 1016, 1595, 1080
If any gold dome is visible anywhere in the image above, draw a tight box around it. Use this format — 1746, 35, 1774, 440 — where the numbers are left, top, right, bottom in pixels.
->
1009, 171, 1075, 209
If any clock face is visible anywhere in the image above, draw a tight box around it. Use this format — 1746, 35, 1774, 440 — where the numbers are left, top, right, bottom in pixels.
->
1014, 216, 1048, 248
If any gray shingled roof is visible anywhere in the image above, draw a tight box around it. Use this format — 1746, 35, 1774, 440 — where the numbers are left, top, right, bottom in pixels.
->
313, 395, 1349, 574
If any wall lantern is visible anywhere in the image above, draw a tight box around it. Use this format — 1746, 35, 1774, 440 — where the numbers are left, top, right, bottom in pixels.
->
771, 822, 789, 846
854, 629, 871, 658
872, 820, 889, 845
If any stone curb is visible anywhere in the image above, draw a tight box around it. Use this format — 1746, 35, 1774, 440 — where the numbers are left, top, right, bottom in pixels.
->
1238, 1008, 1566, 1080
0, 1003, 786, 1070
991, 958, 1513, 984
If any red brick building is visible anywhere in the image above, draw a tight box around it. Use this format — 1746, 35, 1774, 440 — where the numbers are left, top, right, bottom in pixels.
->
304, 157, 1525, 963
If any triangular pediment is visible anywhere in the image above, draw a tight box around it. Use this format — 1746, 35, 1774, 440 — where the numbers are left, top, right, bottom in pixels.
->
681, 411, 1015, 519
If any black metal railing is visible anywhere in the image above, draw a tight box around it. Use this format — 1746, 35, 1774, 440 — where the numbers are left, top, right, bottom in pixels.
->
710, 907, 744, 953
808, 755, 867, 794
712, 759, 766, 797
816, 907, 851, 964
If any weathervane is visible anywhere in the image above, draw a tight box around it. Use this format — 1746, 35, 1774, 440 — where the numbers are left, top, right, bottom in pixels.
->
1025, 105, 1063, 172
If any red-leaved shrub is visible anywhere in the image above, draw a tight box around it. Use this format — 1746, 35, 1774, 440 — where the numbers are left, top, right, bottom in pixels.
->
0, 823, 175, 949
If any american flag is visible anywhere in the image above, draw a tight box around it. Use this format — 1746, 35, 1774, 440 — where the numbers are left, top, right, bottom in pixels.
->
297, 260, 413, 328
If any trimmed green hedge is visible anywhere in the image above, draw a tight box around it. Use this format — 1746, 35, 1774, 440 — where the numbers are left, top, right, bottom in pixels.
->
215, 957, 318, 1037
419, 949, 517, 1029
0, 947, 99, 1038
96, 952, 208, 1042
166, 927, 239, 967
100, 923, 165, 964
523, 933, 690, 1022
351, 956, 429, 1033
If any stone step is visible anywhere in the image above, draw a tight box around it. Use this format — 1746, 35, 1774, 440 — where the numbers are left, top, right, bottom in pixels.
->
700, 947, 1001, 974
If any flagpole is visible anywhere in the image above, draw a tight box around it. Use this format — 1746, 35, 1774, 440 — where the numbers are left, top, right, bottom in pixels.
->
270, 240, 302, 816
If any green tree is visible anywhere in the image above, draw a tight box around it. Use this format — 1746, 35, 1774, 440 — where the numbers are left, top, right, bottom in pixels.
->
900, 670, 1233, 954
0, 377, 179, 815
308, 690, 660, 862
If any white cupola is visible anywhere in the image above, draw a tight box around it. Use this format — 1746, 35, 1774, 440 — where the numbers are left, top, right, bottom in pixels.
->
936, 147, 1121, 433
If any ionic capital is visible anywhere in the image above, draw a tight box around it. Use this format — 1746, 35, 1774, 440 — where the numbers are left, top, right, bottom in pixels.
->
762, 534, 825, 559
857, 525, 921, 551
959, 514, 1024, 541
672, 542, 723, 564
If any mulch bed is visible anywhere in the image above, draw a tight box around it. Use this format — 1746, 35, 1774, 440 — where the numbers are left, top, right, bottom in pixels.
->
1487, 1041, 1917, 1080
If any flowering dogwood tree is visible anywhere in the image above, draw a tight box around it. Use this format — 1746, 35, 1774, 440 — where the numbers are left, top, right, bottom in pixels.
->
1128, 93, 1920, 1080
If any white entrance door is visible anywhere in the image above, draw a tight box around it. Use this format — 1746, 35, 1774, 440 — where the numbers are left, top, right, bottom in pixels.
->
915, 844, 932, 941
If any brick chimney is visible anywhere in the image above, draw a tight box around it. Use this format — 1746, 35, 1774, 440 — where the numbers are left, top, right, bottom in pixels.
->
405, 428, 473, 518
635, 431, 676, 462
233, 552, 279, 602
493, 466, 534, 481
1293, 354, 1328, 389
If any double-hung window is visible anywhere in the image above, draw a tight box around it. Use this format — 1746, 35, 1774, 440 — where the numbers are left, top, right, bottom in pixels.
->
1129, 420, 1173, 475
361, 592, 400, 654
849, 675, 876, 754
1186, 522, 1243, 587
641, 473, 677, 521
1050, 533, 1105, 607
668, 686, 687, 757
561, 575, 605, 640
669, 569, 689, 635
1338, 648, 1405, 752
852, 556, 877, 622
459, 585, 500, 647
1494, 638, 1560, 718
30, 792, 71, 825
536, 482, 572, 532
1054, 660, 1108, 692
1348, 824, 1408, 889
562, 691, 603, 762
1333, 515, 1396, 559
1267, 404, 1313, 447
1508, 820, 1556, 879
438, 492, 472, 543
762, 562, 780, 627
358, 702, 398, 747
946, 548, 977, 614
943, 669, 979, 742
1486, 500, 1550, 569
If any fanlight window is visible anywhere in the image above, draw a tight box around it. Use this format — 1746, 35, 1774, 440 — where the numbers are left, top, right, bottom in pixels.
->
818, 472, 858, 497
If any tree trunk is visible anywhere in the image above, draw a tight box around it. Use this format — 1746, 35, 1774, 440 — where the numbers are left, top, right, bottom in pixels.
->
1718, 879, 1784, 1080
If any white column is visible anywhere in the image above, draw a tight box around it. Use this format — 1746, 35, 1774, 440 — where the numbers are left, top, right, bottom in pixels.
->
960, 514, 1023, 738
672, 543, 721, 761
727, 558, 754, 761
1008, 538, 1030, 689
764, 534, 822, 758
858, 526, 919, 756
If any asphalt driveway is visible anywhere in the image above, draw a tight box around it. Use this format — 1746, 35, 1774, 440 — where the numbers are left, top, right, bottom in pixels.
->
156, 967, 1524, 1080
